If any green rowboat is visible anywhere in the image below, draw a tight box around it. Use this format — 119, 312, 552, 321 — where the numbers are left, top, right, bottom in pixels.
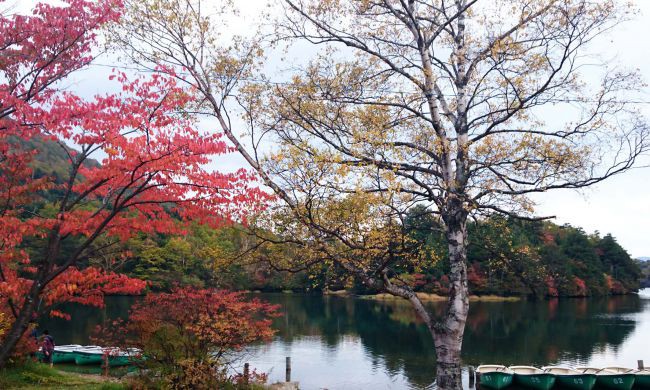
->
74, 352, 104, 365
577, 367, 635, 390
51, 350, 79, 363
38, 344, 141, 366
74, 347, 141, 366
36, 344, 84, 364
634, 369, 650, 389
543, 366, 597, 390
510, 366, 556, 390
477, 365, 514, 390
106, 354, 133, 367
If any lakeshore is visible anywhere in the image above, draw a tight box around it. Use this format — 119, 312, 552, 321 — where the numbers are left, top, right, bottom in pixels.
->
0, 362, 123, 390
359, 292, 521, 302
36, 290, 650, 390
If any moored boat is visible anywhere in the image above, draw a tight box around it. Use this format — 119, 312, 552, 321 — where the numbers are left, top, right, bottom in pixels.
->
103, 348, 142, 367
73, 346, 105, 365
542, 366, 597, 390
576, 367, 635, 390
36, 344, 84, 363
509, 366, 555, 390
477, 365, 514, 390
633, 369, 650, 389
75, 346, 143, 366
51, 344, 84, 363
37, 344, 141, 366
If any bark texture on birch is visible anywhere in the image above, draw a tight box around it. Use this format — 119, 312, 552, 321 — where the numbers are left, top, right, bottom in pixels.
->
434, 203, 469, 390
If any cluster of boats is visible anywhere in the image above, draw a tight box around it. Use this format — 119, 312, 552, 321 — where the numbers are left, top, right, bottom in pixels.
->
37, 345, 141, 367
477, 365, 650, 390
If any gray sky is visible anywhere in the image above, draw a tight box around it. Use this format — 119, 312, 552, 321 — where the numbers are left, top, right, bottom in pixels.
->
531, 1, 650, 258
12, 0, 650, 257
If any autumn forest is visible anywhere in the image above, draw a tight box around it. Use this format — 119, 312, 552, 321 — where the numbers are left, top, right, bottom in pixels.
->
1, 1, 649, 389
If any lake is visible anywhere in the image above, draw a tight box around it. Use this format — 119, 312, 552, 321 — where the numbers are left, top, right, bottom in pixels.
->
40, 289, 650, 389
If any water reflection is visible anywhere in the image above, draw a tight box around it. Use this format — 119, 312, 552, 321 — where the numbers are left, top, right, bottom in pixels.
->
39, 296, 135, 345
247, 293, 647, 389
40, 291, 649, 389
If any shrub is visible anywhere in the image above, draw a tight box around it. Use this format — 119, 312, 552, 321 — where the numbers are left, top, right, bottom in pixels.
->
98, 287, 278, 388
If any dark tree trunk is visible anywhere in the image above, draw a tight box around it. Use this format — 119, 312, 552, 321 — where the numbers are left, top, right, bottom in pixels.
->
0, 228, 60, 368
0, 278, 43, 367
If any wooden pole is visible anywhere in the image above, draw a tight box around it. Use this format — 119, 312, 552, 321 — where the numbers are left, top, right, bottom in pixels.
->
469, 365, 475, 388
286, 356, 291, 382
102, 354, 109, 377
244, 362, 250, 384
639, 360, 645, 370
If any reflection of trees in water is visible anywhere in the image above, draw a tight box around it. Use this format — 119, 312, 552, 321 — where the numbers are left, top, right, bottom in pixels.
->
38, 296, 137, 345
263, 294, 437, 388
463, 295, 642, 367
263, 294, 643, 389
39, 294, 645, 389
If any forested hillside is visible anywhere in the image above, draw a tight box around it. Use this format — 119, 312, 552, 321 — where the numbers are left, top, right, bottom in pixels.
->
12, 136, 99, 182
106, 215, 642, 297
21, 140, 643, 297
638, 260, 650, 288
400, 207, 641, 297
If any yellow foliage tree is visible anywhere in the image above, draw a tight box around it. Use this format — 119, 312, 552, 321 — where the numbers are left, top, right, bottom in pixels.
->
111, 1, 649, 388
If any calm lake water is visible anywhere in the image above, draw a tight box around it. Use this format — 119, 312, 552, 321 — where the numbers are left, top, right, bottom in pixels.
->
41, 289, 650, 390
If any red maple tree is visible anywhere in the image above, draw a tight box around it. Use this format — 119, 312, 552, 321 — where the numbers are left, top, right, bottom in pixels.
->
0, 0, 266, 365
116, 288, 278, 358
95, 287, 278, 387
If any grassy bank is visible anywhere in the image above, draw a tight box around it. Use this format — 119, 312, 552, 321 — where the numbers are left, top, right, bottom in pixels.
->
0, 362, 124, 390
361, 292, 521, 302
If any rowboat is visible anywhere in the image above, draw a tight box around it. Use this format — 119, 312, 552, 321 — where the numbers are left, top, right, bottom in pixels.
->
542, 366, 597, 390
633, 369, 650, 389
103, 348, 141, 367
576, 367, 635, 390
74, 346, 141, 366
51, 344, 84, 363
73, 346, 105, 365
36, 344, 84, 363
509, 366, 556, 390
477, 365, 514, 389
36, 344, 141, 366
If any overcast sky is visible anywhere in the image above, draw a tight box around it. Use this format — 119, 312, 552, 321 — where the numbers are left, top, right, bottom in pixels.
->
530, 1, 650, 258
11, 0, 650, 257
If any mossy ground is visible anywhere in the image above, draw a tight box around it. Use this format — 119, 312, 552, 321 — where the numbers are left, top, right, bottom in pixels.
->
0, 361, 124, 389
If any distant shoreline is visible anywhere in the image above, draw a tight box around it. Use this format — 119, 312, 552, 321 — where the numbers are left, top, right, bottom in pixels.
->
249, 289, 643, 300
358, 292, 522, 302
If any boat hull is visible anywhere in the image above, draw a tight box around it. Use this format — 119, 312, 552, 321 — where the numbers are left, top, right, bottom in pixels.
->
37, 350, 79, 364
514, 373, 556, 390
52, 351, 79, 363
479, 372, 514, 389
634, 374, 650, 389
74, 352, 136, 366
595, 374, 635, 390
74, 352, 104, 365
107, 355, 132, 367
555, 374, 597, 390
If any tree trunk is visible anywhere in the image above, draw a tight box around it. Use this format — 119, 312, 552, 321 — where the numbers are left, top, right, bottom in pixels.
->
0, 228, 59, 368
434, 211, 470, 390
0, 278, 42, 367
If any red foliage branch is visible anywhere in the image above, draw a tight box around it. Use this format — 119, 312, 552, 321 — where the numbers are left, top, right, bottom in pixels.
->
94, 287, 279, 377
0, 0, 268, 364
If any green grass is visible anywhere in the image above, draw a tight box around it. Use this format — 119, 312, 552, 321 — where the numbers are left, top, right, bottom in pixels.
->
0, 361, 125, 389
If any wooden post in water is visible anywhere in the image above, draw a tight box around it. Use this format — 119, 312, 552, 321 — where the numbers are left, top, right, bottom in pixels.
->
639, 360, 645, 370
286, 356, 291, 382
469, 366, 475, 388
243, 362, 250, 384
